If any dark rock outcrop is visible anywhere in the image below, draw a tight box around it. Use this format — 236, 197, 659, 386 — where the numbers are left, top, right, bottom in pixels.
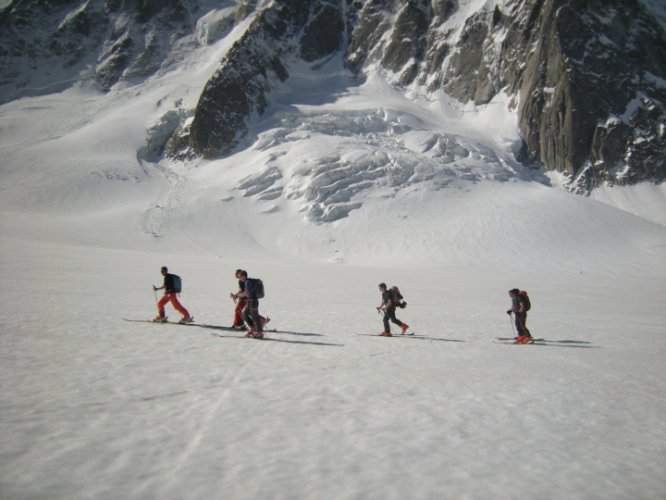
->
504, 0, 666, 189
188, 0, 345, 158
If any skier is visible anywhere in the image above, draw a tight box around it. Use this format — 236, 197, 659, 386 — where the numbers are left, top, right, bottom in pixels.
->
230, 269, 269, 331
507, 288, 532, 343
237, 270, 264, 339
153, 266, 192, 323
377, 283, 409, 336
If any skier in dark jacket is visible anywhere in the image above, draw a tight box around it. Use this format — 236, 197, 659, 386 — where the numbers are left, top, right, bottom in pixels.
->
507, 288, 531, 343
230, 269, 269, 331
237, 270, 264, 339
377, 283, 409, 336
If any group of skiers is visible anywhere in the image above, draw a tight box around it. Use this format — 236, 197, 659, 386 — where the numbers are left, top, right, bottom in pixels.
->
153, 267, 533, 342
376, 284, 532, 341
153, 267, 268, 338
229, 268, 269, 339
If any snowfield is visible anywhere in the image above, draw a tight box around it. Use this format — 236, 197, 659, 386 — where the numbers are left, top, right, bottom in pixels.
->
1, 20, 666, 500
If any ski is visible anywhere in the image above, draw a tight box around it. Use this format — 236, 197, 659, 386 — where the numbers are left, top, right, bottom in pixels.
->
123, 318, 170, 324
494, 337, 595, 348
123, 318, 230, 329
355, 333, 429, 339
122, 319, 280, 333
122, 317, 195, 325
496, 337, 545, 342
493, 339, 546, 345
170, 318, 196, 325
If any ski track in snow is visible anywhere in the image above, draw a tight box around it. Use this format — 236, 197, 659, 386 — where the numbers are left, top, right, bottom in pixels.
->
157, 349, 250, 495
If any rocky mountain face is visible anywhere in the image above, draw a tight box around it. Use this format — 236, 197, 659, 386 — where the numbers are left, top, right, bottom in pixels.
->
0, 0, 233, 97
1, 0, 664, 192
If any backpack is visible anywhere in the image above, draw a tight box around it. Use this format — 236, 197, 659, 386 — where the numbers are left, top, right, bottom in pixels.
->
250, 278, 265, 299
517, 290, 531, 311
391, 286, 406, 309
172, 274, 182, 294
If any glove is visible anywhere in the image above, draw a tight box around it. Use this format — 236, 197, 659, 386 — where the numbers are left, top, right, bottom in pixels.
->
506, 310, 512, 315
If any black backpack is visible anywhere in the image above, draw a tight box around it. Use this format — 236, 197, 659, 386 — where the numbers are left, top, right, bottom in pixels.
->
250, 278, 265, 299
171, 274, 182, 294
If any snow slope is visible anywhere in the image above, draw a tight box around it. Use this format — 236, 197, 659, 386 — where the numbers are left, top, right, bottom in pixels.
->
1, 20, 666, 500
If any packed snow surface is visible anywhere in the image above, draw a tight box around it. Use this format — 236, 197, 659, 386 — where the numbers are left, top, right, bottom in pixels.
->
1, 23, 666, 500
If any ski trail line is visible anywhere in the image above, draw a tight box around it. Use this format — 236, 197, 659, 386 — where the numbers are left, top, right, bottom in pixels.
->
156, 349, 258, 492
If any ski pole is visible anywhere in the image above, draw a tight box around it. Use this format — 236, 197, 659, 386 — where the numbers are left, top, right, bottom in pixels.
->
507, 311, 516, 336
153, 287, 158, 302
